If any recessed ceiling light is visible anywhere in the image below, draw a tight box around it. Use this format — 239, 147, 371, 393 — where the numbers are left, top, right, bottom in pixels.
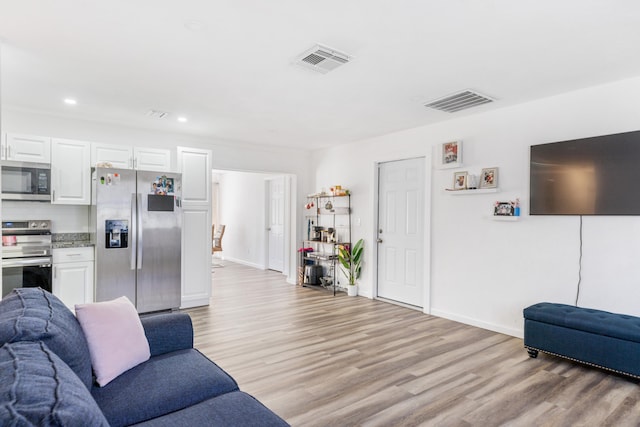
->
64, 98, 77, 105
177, 116, 188, 123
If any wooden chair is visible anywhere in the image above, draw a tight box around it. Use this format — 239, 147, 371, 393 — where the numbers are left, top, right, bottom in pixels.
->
211, 224, 215, 254
212, 225, 225, 254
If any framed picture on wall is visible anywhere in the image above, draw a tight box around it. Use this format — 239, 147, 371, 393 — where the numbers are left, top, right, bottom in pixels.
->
453, 171, 468, 190
480, 167, 498, 189
439, 140, 463, 169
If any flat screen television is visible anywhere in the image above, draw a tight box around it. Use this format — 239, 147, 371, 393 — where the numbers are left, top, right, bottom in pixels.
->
530, 130, 640, 215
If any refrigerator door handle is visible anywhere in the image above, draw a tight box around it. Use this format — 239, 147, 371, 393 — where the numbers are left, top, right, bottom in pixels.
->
131, 193, 137, 270
137, 193, 143, 270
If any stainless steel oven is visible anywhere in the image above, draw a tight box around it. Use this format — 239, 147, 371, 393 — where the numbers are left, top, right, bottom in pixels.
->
1, 161, 51, 201
2, 220, 52, 297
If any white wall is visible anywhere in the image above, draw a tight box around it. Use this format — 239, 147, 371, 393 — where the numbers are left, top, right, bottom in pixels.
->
313, 75, 640, 338
217, 171, 270, 269
2, 201, 89, 232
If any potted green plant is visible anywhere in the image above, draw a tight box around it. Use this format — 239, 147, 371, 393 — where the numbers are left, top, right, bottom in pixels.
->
337, 238, 364, 296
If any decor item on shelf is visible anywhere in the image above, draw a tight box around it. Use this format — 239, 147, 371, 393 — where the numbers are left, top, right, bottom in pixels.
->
330, 185, 349, 196
337, 238, 364, 296
467, 174, 478, 189
327, 228, 336, 243
494, 201, 514, 216
439, 140, 463, 169
453, 171, 468, 190
480, 167, 498, 189
325, 200, 333, 210
311, 226, 323, 241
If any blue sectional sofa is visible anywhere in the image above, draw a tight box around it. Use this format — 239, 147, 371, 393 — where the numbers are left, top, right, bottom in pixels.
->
0, 288, 289, 426
523, 302, 640, 378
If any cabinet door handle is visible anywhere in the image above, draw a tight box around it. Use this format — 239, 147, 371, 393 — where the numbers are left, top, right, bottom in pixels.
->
54, 266, 57, 279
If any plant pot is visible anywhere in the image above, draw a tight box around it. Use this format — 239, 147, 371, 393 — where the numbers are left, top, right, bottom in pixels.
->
347, 284, 358, 297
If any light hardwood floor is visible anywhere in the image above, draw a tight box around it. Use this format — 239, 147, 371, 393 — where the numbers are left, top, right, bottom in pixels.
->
187, 262, 640, 426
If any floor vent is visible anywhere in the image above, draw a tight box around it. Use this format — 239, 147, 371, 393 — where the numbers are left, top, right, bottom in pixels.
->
424, 90, 494, 113
296, 44, 351, 74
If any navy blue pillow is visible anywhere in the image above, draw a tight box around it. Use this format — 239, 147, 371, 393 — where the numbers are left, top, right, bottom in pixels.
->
0, 288, 93, 389
0, 341, 109, 426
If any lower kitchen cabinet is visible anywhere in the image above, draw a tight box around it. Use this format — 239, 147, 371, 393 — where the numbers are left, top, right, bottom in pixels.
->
52, 247, 94, 311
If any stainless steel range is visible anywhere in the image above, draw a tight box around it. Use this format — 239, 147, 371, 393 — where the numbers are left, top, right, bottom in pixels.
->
2, 220, 52, 297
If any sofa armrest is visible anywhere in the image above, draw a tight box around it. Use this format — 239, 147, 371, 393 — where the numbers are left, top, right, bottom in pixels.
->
140, 312, 194, 357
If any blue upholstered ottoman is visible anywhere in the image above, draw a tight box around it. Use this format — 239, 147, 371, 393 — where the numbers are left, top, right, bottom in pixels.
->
523, 302, 640, 378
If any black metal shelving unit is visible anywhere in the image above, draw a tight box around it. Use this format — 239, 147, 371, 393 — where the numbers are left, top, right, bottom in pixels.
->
300, 193, 351, 295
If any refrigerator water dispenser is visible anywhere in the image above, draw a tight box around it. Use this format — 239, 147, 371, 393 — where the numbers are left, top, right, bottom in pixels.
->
105, 220, 129, 249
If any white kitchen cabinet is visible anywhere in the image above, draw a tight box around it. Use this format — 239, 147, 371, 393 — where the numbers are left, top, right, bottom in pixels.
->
91, 142, 171, 171
51, 138, 91, 205
91, 143, 132, 169
133, 147, 171, 171
178, 146, 212, 309
52, 247, 95, 311
2, 133, 51, 163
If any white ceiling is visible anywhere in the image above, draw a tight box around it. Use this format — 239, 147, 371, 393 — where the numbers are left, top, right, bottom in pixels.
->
2, 1, 640, 150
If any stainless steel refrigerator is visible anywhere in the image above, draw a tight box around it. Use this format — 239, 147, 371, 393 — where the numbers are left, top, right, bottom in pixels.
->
91, 167, 182, 313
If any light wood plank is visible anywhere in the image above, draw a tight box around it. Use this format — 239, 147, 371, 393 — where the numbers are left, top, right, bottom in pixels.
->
186, 262, 640, 426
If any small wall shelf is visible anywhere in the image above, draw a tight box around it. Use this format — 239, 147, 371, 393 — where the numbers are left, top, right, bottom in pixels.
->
445, 188, 498, 195
492, 215, 520, 221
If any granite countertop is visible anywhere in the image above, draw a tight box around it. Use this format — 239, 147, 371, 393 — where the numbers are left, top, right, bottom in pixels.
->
51, 233, 94, 249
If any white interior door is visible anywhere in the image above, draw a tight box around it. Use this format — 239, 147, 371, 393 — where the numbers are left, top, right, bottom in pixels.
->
377, 158, 425, 307
267, 177, 285, 272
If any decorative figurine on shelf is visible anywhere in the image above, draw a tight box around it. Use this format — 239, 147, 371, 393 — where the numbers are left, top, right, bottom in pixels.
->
512, 198, 521, 216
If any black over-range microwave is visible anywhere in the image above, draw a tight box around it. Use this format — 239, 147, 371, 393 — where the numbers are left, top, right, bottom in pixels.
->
1, 161, 51, 201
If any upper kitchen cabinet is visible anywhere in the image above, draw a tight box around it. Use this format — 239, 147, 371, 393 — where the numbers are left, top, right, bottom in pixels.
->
91, 143, 132, 169
51, 138, 91, 205
2, 133, 51, 163
134, 147, 171, 171
91, 142, 172, 171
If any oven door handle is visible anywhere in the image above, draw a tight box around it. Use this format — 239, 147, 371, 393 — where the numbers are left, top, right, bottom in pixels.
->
2, 257, 52, 268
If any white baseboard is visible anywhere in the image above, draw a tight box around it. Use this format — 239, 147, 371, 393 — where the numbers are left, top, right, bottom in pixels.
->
180, 296, 211, 309
222, 256, 264, 270
430, 308, 523, 339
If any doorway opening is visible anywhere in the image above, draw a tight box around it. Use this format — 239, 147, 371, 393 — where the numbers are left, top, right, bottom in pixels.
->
212, 169, 295, 280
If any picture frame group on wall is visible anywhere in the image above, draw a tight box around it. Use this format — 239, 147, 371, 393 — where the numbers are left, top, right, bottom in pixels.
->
480, 167, 498, 189
439, 140, 463, 169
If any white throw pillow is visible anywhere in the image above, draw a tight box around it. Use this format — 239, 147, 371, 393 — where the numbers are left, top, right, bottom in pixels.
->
75, 296, 150, 387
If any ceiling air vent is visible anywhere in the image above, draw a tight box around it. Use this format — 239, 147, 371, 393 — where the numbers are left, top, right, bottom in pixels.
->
146, 110, 170, 119
424, 90, 494, 113
296, 44, 351, 74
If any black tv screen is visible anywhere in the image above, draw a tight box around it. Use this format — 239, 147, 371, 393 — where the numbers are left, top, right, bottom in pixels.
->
530, 130, 640, 215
